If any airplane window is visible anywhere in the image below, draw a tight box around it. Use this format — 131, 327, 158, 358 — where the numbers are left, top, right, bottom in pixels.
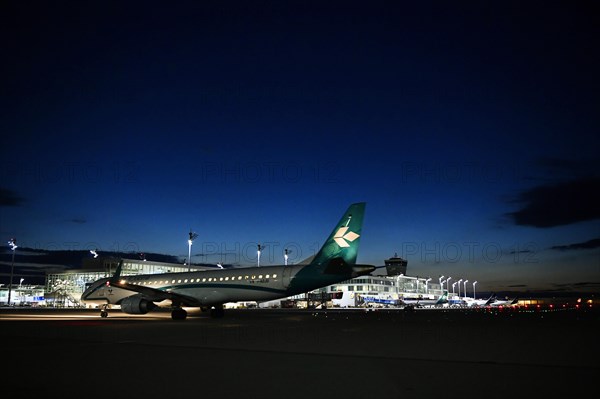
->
251, 275, 256, 279
244, 276, 249, 279
273, 274, 277, 278
238, 276, 242, 280
219, 277, 223, 281
259, 275, 263, 279
184, 279, 188, 283
225, 277, 229, 281
178, 280, 182, 283
208, 278, 213, 282
266, 275, 270, 278
172, 280, 176, 283
202, 278, 206, 282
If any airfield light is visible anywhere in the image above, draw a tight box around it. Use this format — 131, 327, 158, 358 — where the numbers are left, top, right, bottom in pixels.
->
188, 230, 199, 272
473, 281, 478, 299
7, 238, 17, 306
463, 280, 469, 298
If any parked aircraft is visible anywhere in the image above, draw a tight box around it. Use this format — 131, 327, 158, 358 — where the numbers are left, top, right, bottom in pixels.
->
401, 290, 449, 309
81, 203, 375, 320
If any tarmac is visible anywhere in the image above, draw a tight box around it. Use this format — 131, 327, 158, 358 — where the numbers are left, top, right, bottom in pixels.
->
1, 306, 598, 399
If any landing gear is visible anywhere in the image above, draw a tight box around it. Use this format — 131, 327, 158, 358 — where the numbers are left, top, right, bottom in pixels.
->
171, 307, 187, 320
100, 304, 109, 318
210, 305, 225, 318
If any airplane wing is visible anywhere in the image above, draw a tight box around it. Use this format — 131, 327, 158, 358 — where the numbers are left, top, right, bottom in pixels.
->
108, 279, 200, 306
108, 260, 200, 307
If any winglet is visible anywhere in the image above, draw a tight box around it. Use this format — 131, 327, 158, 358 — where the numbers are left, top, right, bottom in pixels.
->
109, 259, 124, 284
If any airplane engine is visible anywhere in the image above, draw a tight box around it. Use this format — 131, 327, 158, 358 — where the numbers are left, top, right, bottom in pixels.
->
120, 295, 157, 314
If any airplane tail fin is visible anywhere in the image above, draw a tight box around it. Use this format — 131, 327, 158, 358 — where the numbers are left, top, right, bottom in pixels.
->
436, 290, 449, 304
288, 203, 373, 294
310, 202, 366, 268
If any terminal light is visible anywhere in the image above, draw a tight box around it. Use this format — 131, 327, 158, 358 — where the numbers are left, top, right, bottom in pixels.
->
188, 230, 199, 272
7, 238, 17, 306
257, 244, 262, 267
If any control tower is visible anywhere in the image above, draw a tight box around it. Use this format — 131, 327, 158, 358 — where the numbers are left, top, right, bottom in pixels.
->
384, 253, 408, 276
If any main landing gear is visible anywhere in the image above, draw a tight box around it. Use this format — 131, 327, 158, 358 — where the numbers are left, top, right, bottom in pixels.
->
100, 304, 109, 318
210, 305, 225, 318
200, 305, 225, 318
171, 307, 187, 320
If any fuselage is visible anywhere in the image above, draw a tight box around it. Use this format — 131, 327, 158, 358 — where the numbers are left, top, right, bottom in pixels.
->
81, 262, 366, 308
83, 264, 295, 306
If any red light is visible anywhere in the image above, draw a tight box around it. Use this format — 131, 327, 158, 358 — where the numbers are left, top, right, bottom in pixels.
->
105, 281, 110, 287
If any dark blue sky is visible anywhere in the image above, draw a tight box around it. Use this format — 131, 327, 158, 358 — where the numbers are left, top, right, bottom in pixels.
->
1, 1, 598, 295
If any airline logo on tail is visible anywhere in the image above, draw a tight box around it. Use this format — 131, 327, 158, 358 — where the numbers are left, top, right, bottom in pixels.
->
333, 227, 360, 247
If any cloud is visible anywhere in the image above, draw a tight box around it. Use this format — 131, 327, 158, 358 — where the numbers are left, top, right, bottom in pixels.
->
69, 218, 87, 224
0, 187, 24, 207
509, 249, 533, 254
508, 177, 600, 227
550, 238, 600, 251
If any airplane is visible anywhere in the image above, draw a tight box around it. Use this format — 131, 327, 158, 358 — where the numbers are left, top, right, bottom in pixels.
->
401, 290, 449, 309
463, 294, 495, 307
488, 295, 519, 307
81, 202, 375, 320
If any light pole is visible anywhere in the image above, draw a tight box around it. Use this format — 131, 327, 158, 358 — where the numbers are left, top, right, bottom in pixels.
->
452, 282, 457, 296
457, 279, 462, 297
257, 244, 262, 267
425, 277, 431, 294
7, 238, 17, 306
439, 275, 445, 291
463, 280, 468, 298
188, 230, 198, 272
284, 248, 289, 266
446, 277, 452, 292
473, 281, 478, 300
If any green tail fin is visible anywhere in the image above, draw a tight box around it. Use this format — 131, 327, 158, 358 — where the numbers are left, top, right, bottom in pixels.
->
311, 202, 366, 267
